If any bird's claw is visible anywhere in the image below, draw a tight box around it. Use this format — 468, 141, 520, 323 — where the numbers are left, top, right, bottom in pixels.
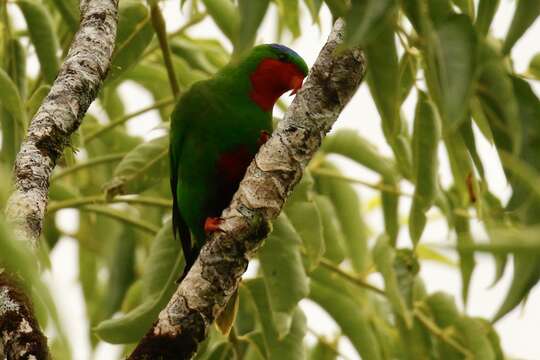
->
257, 131, 271, 146
204, 217, 224, 234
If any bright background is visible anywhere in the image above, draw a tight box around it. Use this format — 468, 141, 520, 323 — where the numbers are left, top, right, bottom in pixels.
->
9, 0, 538, 359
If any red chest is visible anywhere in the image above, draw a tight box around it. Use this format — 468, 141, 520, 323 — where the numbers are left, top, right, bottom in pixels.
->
216, 145, 254, 186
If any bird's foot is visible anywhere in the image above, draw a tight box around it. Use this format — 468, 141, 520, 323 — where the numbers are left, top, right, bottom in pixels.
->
204, 217, 224, 234
257, 131, 271, 146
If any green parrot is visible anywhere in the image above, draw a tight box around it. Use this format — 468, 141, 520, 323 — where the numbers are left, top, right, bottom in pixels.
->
170, 44, 309, 277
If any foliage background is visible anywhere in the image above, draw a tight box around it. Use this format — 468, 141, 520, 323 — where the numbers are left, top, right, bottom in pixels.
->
1, 0, 540, 359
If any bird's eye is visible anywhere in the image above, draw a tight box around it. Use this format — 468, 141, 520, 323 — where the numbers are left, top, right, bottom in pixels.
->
277, 53, 287, 61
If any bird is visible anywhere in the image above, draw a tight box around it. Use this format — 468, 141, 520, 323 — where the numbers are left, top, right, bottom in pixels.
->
169, 44, 309, 279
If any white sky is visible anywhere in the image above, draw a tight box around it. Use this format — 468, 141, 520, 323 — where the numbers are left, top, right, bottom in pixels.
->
9, 0, 539, 359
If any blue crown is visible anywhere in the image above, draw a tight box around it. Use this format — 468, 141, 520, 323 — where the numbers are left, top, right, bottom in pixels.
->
269, 43, 300, 58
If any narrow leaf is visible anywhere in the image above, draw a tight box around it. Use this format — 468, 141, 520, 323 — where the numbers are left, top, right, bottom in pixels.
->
17, 0, 60, 84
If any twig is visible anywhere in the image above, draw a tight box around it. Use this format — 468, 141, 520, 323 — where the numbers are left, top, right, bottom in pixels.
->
150, 3, 180, 97
413, 307, 473, 358
306, 328, 354, 360
318, 258, 386, 296
142, 11, 207, 59
84, 96, 175, 143
46, 195, 171, 213
128, 18, 366, 359
51, 153, 126, 181
311, 168, 411, 196
81, 205, 159, 234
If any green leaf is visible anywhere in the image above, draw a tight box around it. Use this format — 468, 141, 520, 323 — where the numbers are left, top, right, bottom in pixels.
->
416, 244, 456, 266
324, 0, 349, 18
47, 0, 79, 31
452, 0, 474, 16
502, 0, 540, 54
201, 0, 240, 42
309, 340, 338, 360
123, 62, 172, 121
17, 0, 60, 84
322, 130, 397, 179
108, 1, 154, 82
425, 291, 459, 326
233, 0, 270, 59
5, 39, 27, 99
244, 278, 306, 359
105, 135, 169, 198
94, 220, 184, 343
26, 85, 50, 119
0, 62, 26, 167
121, 280, 143, 313
392, 276, 434, 360
528, 52, 540, 80
476, 319, 504, 360
0, 67, 27, 130
460, 118, 485, 179
448, 189, 475, 304
433, 14, 478, 130
495, 255, 540, 322
394, 249, 420, 307
309, 280, 382, 360
140, 220, 183, 297
99, 87, 125, 121
314, 161, 370, 272
313, 194, 347, 263
455, 317, 496, 360
365, 19, 401, 141
401, 0, 454, 32
475, 0, 500, 35
169, 36, 228, 75
409, 92, 441, 245
504, 77, 540, 220
381, 182, 400, 246
99, 226, 136, 320
285, 172, 325, 270
398, 52, 418, 104
304, 0, 323, 23
344, 0, 398, 48
392, 134, 413, 180
373, 237, 413, 327
259, 214, 309, 338
475, 42, 520, 155
275, 0, 301, 38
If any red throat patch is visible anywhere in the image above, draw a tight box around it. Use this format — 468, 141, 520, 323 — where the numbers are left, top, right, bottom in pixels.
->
249, 59, 305, 111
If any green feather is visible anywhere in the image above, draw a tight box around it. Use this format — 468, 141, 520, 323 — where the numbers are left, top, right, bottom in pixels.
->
170, 44, 308, 273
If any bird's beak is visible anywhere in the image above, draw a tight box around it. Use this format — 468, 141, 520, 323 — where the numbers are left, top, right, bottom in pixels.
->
290, 75, 304, 96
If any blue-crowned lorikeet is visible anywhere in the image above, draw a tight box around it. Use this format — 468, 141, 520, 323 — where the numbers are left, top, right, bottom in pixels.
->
170, 44, 309, 277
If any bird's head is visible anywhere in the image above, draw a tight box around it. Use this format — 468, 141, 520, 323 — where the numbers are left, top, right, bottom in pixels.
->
243, 44, 309, 111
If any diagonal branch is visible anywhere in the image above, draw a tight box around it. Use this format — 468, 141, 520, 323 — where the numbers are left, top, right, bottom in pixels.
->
128, 18, 366, 360
2, 1, 119, 359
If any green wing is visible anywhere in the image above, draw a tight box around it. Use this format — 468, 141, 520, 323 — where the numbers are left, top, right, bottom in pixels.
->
169, 91, 195, 270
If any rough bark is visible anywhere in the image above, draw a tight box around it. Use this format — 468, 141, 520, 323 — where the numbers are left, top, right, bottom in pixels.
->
129, 18, 366, 360
5, 0, 119, 246
0, 272, 49, 360
1, 1, 119, 359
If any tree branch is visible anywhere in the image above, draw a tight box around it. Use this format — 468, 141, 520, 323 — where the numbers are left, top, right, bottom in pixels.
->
128, 18, 366, 360
2, 1, 119, 358
5, 0, 119, 246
